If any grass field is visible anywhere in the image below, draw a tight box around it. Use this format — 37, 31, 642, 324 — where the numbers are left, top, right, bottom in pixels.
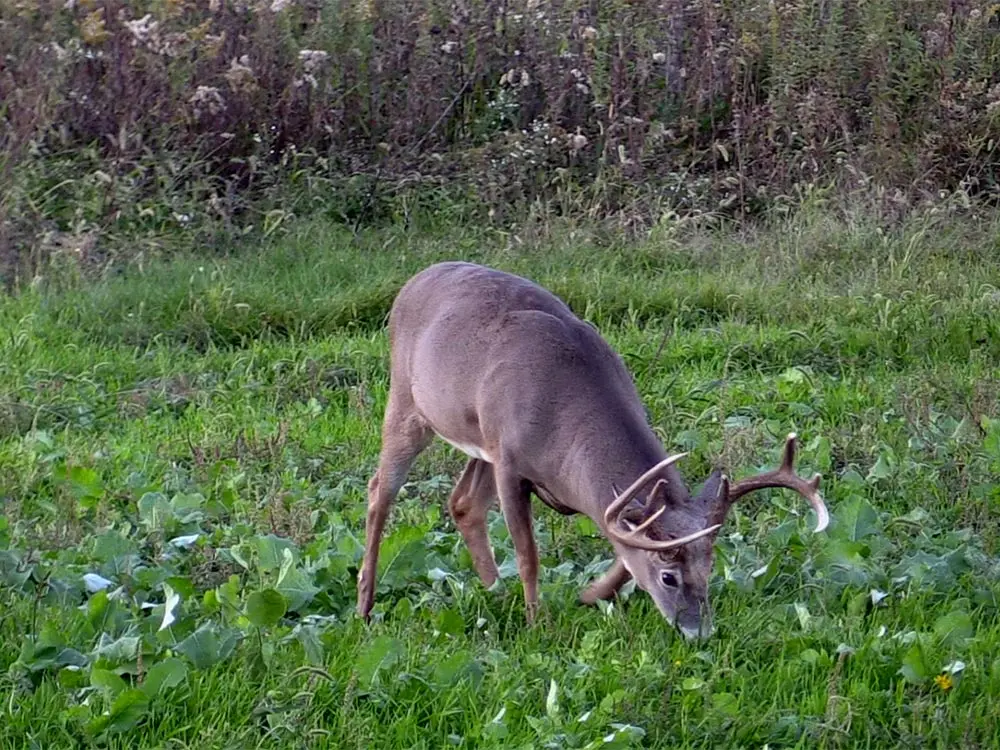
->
1, 210, 999, 748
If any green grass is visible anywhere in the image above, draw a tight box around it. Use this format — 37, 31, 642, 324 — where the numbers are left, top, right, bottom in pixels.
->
1, 209, 1000, 748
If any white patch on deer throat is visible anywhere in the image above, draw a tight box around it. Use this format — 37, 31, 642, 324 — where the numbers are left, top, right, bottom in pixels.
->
438, 435, 493, 463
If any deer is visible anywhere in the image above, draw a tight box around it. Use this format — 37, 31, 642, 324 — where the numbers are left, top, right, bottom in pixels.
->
356, 261, 829, 639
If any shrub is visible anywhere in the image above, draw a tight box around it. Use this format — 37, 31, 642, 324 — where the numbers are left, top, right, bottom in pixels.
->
2, 0, 999, 285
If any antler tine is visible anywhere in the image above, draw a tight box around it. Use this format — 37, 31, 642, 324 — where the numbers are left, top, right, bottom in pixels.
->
606, 520, 723, 552
603, 454, 722, 552
603, 453, 687, 526
724, 432, 829, 533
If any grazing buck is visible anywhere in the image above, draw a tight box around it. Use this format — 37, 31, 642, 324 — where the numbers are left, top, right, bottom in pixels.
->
357, 262, 829, 639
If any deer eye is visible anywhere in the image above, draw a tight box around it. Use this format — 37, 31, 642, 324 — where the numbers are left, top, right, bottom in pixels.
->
660, 571, 679, 588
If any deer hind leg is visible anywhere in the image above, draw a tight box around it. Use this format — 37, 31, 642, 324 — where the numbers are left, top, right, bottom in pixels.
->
579, 557, 632, 605
495, 465, 539, 623
448, 458, 500, 588
357, 395, 433, 621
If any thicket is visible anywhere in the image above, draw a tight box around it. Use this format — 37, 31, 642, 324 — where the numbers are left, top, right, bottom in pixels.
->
2, 0, 1000, 286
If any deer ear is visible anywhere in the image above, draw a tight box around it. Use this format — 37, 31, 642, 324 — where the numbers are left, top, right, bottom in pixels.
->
703, 470, 733, 528
619, 501, 646, 529
612, 478, 669, 530
696, 469, 725, 505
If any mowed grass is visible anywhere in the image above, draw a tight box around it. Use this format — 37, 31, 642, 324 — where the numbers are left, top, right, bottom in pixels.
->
1, 210, 1000, 748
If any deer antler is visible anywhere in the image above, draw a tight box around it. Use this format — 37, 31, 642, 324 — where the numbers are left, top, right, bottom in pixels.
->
719, 432, 829, 533
603, 454, 722, 551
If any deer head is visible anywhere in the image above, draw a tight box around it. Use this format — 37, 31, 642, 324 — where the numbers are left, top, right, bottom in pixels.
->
597, 434, 828, 639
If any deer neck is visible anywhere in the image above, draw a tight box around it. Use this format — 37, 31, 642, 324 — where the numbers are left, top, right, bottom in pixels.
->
562, 424, 688, 523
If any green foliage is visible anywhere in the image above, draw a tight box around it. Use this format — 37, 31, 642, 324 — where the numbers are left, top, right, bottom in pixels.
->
0, 212, 999, 746
246, 589, 288, 629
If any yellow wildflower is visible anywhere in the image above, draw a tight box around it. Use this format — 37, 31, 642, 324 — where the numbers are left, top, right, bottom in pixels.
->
80, 9, 109, 45
934, 673, 953, 691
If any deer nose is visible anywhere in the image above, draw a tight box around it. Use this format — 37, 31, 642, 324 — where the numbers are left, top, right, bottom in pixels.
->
677, 619, 714, 640
677, 624, 702, 640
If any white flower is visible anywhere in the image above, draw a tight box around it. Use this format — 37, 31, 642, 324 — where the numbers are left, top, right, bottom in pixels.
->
189, 85, 226, 117
125, 14, 158, 45
224, 55, 257, 92
298, 49, 329, 73
652, 51, 666, 63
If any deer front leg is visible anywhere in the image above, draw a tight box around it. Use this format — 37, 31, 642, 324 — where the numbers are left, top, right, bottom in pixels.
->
579, 557, 631, 605
495, 466, 539, 623
357, 403, 432, 621
447, 458, 500, 588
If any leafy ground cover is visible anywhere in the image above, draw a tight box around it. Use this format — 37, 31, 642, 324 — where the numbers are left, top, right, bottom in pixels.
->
1, 210, 999, 748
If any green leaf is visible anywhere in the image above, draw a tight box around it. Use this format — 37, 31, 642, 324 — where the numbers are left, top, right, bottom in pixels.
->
58, 666, 88, 690
834, 495, 880, 541
93, 688, 150, 734
141, 658, 188, 698
170, 492, 206, 519
899, 644, 930, 684
681, 677, 705, 691
983, 417, 1000, 471
574, 515, 600, 537
91, 531, 136, 563
799, 649, 820, 665
138, 492, 172, 530
175, 623, 241, 669
92, 635, 140, 667
165, 575, 196, 598
432, 649, 478, 687
246, 589, 287, 628
294, 625, 324, 666
934, 610, 974, 646
711, 691, 739, 717
355, 635, 404, 688
253, 535, 297, 573
90, 668, 127, 697
215, 575, 242, 616
0, 550, 32, 588
867, 453, 894, 481
276, 548, 318, 611
66, 465, 104, 508
779, 366, 807, 385
435, 608, 464, 637
86, 590, 110, 629
793, 601, 812, 631
376, 525, 427, 582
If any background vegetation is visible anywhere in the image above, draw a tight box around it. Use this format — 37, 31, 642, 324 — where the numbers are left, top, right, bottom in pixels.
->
2, 0, 1000, 748
3, 0, 1000, 286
